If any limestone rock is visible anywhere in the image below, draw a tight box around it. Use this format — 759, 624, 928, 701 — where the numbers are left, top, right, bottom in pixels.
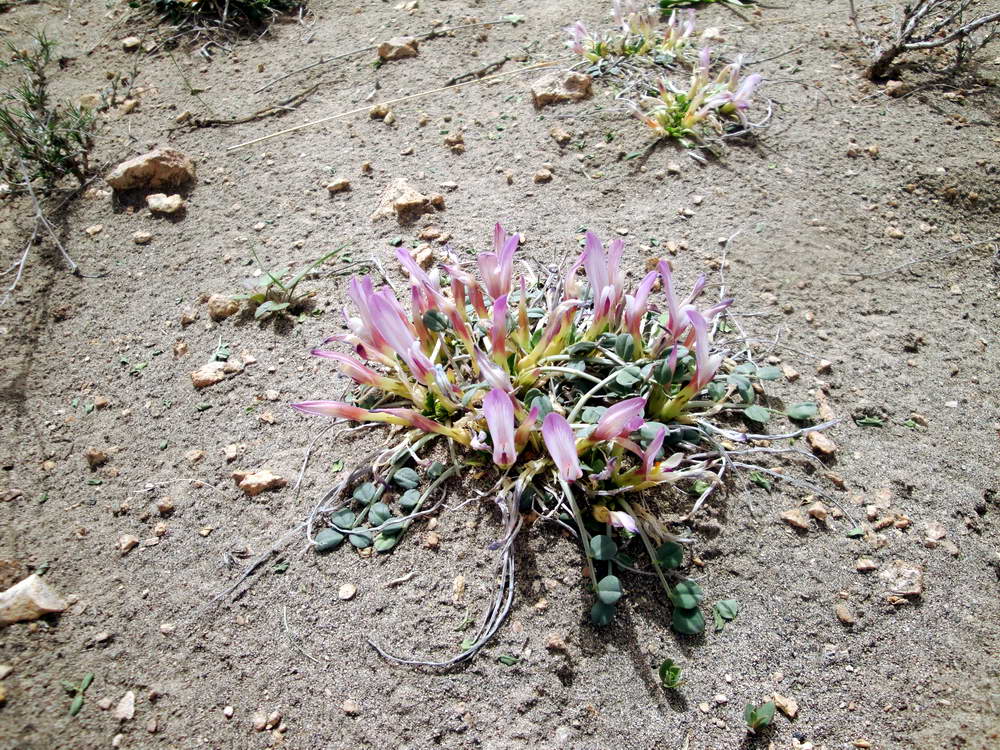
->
190, 361, 227, 389
326, 178, 351, 193
146, 193, 184, 215
806, 431, 837, 456
114, 691, 135, 721
133, 231, 153, 245
0, 574, 68, 627
780, 508, 809, 530
232, 469, 287, 497
206, 294, 239, 321
879, 560, 923, 597
106, 149, 195, 190
772, 693, 799, 719
377, 36, 419, 61
121, 37, 141, 52
370, 178, 442, 225
549, 126, 572, 145
530, 71, 592, 108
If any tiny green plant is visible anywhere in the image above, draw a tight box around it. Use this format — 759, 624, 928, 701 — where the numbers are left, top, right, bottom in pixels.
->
0, 32, 97, 191
61, 673, 95, 716
658, 658, 684, 689
235, 245, 346, 321
744, 700, 776, 733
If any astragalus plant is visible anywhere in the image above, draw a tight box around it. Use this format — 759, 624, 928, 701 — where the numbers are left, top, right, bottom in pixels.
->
293, 224, 826, 665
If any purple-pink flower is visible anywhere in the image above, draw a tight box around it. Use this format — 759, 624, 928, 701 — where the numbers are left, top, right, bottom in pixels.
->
542, 412, 582, 482
582, 231, 626, 325
592, 397, 646, 441
686, 309, 724, 392
483, 389, 517, 468
478, 223, 518, 299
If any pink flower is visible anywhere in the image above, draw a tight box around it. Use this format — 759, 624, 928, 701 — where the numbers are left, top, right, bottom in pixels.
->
622, 270, 658, 342
581, 232, 625, 327
483, 389, 517, 468
542, 412, 582, 482
475, 349, 513, 392
514, 405, 539, 451
607, 510, 638, 534
642, 426, 666, 476
657, 260, 694, 341
687, 309, 724, 392
490, 294, 509, 361
592, 397, 646, 441
478, 223, 518, 299
311, 349, 388, 388
291, 400, 370, 421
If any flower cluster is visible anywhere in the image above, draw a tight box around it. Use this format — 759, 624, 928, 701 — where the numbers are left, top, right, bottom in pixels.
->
565, 3, 696, 63
293, 223, 744, 632
632, 49, 763, 145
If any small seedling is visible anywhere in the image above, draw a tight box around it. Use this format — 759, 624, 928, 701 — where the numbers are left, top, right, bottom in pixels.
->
61, 673, 94, 716
744, 701, 776, 733
235, 245, 346, 321
658, 658, 684, 689
712, 599, 740, 631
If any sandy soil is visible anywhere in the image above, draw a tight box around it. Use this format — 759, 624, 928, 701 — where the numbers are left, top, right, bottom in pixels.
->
1, 1, 999, 749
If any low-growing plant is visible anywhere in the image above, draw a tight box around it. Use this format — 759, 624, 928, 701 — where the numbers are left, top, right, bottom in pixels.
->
289, 223, 833, 665
658, 657, 684, 688
659, 0, 752, 9
143, 0, 305, 32
0, 32, 97, 190
849, 0, 1000, 79
744, 700, 776, 732
565, 2, 766, 149
235, 245, 347, 321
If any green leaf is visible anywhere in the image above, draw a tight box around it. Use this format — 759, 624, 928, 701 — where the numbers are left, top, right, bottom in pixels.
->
712, 599, 741, 631
427, 461, 447, 480
393, 468, 421, 490
614, 333, 635, 360
368, 502, 393, 526
422, 309, 450, 332
398, 488, 421, 512
381, 519, 406, 536
314, 528, 345, 552
756, 365, 782, 380
69, 693, 84, 716
655, 541, 684, 569
373, 534, 399, 553
330, 459, 344, 473
749, 471, 772, 491
668, 579, 704, 609
733, 362, 757, 375
348, 531, 373, 549
671, 607, 705, 635
658, 658, 683, 689
596, 575, 623, 605
502, 13, 526, 25
856, 415, 885, 427
786, 401, 818, 420
846, 526, 865, 539
331, 508, 357, 528
590, 535, 618, 561
590, 600, 616, 626
744, 405, 771, 423
529, 394, 553, 420
615, 366, 641, 388
352, 482, 378, 504
581, 406, 607, 424
745, 701, 776, 731
566, 341, 598, 356
497, 654, 520, 666
254, 300, 290, 320
272, 561, 289, 574
727, 374, 754, 404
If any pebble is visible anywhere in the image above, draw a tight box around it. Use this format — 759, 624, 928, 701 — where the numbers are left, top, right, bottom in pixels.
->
85, 447, 108, 469
207, 294, 239, 321
266, 711, 282, 729
545, 633, 567, 651
326, 178, 351, 193
910, 412, 929, 427
85, 224, 103, 236
342, 698, 361, 716
223, 705, 234, 719
879, 560, 923, 597
231, 469, 287, 497
855, 558, 877, 573
773, 692, 799, 718
806, 501, 829, 521
159, 622, 175, 635
885, 226, 905, 239
816, 359, 833, 374
713, 693, 728, 705
179, 308, 198, 326
190, 361, 227, 389
121, 36, 141, 51
549, 126, 571, 145
697, 701, 711, 713
806, 431, 837, 456
118, 534, 139, 553
338, 583, 357, 601
782, 364, 800, 382
146, 718, 157, 733
781, 509, 809, 530
146, 193, 185, 215
424, 531, 441, 549
923, 521, 947, 547
114, 690, 135, 721
184, 449, 205, 465
835, 602, 857, 625
156, 497, 174, 516
533, 168, 553, 184
98, 697, 113, 710
252, 711, 268, 731
133, 231, 153, 245
224, 444, 239, 463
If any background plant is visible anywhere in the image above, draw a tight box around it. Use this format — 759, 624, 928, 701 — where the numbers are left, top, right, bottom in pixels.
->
143, 0, 305, 33
0, 32, 97, 190
848, 0, 1000, 79
289, 223, 835, 665
235, 245, 349, 322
